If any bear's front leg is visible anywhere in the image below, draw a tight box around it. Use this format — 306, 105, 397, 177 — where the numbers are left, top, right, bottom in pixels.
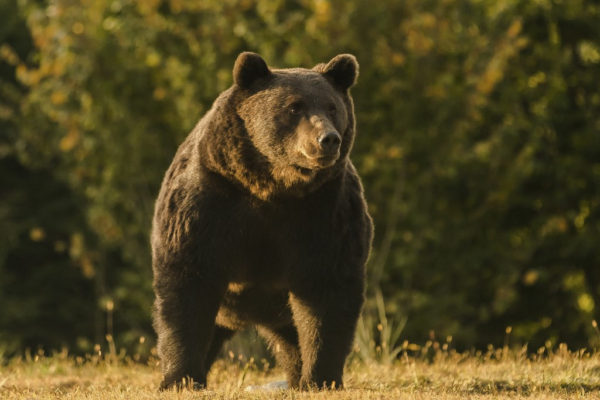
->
153, 276, 226, 390
289, 280, 364, 390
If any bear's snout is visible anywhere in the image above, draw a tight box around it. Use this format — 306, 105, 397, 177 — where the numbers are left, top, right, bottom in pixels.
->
318, 131, 341, 154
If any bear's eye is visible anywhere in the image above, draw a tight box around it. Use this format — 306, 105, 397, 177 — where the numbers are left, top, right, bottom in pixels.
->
288, 102, 304, 115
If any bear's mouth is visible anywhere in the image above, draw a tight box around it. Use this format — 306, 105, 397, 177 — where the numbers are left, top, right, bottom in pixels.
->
292, 164, 316, 176
298, 151, 339, 167
291, 151, 338, 177
293, 156, 336, 175
315, 155, 338, 167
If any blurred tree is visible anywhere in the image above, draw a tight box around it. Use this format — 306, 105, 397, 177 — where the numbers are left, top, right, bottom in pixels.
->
348, 0, 600, 349
0, 0, 99, 354
0, 157, 98, 353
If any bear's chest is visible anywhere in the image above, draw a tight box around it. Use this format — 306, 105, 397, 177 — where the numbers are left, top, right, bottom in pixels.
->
221, 196, 338, 284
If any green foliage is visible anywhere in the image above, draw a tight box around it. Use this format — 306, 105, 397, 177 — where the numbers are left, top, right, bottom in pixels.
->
1, 0, 599, 355
356, 0, 600, 350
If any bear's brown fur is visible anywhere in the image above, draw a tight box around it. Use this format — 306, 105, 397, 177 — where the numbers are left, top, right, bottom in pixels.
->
151, 52, 373, 390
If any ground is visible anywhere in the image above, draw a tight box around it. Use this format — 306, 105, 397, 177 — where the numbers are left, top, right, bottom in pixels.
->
1, 346, 599, 399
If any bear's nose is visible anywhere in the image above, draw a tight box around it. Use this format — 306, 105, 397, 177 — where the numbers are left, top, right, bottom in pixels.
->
318, 131, 341, 153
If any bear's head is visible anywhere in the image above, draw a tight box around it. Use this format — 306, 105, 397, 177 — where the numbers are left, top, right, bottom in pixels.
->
232, 52, 358, 190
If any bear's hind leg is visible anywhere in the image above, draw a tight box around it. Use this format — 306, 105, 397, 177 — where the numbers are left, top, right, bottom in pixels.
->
258, 324, 302, 388
289, 283, 364, 390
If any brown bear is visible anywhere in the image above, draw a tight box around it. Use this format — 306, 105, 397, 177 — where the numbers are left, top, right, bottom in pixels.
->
151, 52, 373, 390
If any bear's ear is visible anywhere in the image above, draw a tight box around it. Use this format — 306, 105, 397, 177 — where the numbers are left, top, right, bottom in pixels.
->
320, 54, 359, 90
233, 52, 272, 88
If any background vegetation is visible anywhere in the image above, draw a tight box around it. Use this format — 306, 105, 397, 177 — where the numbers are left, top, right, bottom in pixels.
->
1, 0, 599, 358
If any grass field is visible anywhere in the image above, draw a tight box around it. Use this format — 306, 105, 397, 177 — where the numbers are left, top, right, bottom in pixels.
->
1, 343, 600, 399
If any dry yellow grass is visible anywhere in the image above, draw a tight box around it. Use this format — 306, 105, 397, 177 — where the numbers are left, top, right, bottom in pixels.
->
1, 346, 599, 399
